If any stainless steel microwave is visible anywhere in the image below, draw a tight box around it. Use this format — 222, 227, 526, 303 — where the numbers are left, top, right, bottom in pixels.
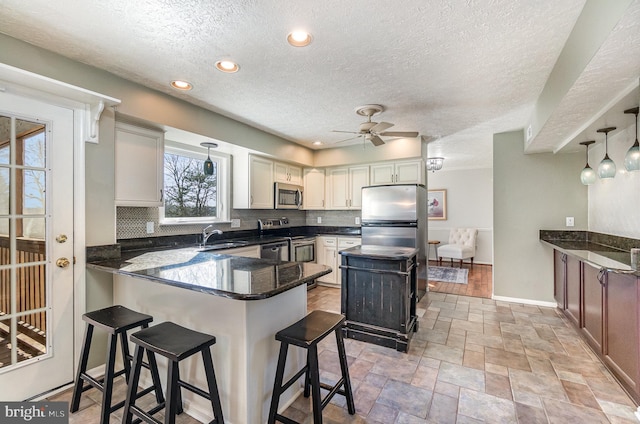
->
274, 182, 303, 209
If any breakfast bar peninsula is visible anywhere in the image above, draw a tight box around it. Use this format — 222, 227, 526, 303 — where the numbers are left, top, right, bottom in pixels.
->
88, 247, 331, 424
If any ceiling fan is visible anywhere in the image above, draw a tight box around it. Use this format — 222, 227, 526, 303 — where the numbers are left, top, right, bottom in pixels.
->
332, 104, 419, 146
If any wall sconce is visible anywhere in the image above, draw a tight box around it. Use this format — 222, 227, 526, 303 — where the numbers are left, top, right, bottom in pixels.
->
579, 140, 597, 185
200, 142, 218, 175
426, 157, 444, 172
596, 127, 616, 179
623, 107, 639, 172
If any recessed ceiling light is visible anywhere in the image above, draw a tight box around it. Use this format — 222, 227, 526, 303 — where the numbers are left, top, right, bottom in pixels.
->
170, 80, 193, 90
287, 31, 312, 47
215, 60, 240, 73
312, 140, 323, 146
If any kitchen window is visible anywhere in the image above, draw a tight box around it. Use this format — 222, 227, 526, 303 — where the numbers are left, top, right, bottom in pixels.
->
160, 142, 230, 224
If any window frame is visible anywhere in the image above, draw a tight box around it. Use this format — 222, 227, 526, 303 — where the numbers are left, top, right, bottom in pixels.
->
160, 141, 231, 225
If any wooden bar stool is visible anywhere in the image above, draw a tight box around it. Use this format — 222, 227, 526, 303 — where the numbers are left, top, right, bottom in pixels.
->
70, 305, 164, 424
122, 321, 225, 424
268, 310, 355, 424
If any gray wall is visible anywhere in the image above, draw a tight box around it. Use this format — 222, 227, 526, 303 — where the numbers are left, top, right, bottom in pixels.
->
493, 130, 587, 303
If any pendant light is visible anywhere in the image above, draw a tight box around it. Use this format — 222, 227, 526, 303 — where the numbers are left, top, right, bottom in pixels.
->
596, 127, 616, 179
200, 142, 218, 175
623, 107, 640, 172
579, 140, 597, 185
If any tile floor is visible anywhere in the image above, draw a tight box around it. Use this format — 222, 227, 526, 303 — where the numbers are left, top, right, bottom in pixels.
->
57, 286, 638, 423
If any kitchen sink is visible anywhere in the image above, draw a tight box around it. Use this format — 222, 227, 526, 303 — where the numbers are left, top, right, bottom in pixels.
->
198, 241, 249, 251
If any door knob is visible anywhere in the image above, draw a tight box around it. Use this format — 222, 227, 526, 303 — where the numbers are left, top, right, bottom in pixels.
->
56, 257, 70, 268
56, 234, 68, 243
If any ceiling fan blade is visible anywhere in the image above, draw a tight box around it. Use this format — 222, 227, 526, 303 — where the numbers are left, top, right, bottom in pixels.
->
331, 130, 360, 134
334, 135, 361, 144
370, 121, 394, 134
379, 131, 419, 137
370, 135, 385, 146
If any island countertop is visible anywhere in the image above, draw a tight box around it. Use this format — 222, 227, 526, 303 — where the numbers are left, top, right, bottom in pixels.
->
339, 244, 419, 260
87, 247, 331, 300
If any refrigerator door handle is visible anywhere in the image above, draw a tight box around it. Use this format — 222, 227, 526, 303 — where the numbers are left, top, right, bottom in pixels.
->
361, 221, 418, 227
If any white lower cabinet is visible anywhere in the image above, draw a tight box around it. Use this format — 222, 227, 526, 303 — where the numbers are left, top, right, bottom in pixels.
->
316, 236, 337, 285
316, 236, 361, 286
337, 237, 361, 284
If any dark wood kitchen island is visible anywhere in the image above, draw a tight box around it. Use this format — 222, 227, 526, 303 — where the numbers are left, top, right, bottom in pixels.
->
340, 245, 419, 352
88, 247, 330, 424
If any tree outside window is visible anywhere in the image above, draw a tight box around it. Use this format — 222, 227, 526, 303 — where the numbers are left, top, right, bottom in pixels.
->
163, 150, 218, 219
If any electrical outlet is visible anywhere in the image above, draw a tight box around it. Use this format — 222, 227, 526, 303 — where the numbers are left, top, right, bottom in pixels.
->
355, 217, 361, 225
146, 221, 154, 234
566, 217, 574, 227
231, 219, 240, 228
317, 216, 322, 224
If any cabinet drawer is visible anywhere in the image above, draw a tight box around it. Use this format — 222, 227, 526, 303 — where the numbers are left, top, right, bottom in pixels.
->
322, 238, 337, 247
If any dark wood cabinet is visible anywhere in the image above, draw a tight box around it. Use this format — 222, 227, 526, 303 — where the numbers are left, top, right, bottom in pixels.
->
340, 246, 418, 352
554, 250, 566, 309
565, 255, 581, 326
582, 263, 603, 352
552, 249, 640, 403
604, 272, 639, 401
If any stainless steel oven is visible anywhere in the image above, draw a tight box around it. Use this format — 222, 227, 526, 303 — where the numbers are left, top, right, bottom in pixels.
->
289, 236, 317, 288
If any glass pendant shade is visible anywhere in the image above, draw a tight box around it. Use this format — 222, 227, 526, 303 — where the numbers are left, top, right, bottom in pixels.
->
597, 155, 616, 179
579, 140, 596, 185
200, 142, 218, 176
580, 165, 597, 185
623, 107, 639, 172
596, 127, 616, 179
624, 141, 640, 171
204, 156, 214, 175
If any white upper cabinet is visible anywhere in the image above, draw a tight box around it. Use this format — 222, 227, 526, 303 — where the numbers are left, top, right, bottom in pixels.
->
114, 122, 164, 206
303, 168, 325, 210
370, 159, 424, 185
249, 155, 274, 209
326, 165, 369, 210
274, 162, 302, 185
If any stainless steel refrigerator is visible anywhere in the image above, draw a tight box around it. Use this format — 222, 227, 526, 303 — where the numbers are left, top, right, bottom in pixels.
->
361, 184, 428, 299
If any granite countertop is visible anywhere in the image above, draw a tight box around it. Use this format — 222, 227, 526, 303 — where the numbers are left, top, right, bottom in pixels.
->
339, 245, 418, 260
540, 231, 639, 276
87, 247, 331, 300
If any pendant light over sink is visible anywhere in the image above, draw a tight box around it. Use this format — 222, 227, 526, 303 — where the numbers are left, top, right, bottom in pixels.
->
597, 127, 616, 179
579, 140, 597, 185
200, 142, 218, 176
623, 107, 640, 172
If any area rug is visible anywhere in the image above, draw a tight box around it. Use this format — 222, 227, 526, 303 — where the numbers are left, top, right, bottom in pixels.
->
427, 266, 469, 284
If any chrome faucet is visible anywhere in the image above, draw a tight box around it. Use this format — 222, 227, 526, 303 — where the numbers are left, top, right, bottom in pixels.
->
201, 225, 223, 247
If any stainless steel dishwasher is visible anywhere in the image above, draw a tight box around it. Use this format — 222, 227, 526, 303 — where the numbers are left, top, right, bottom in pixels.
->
260, 241, 289, 261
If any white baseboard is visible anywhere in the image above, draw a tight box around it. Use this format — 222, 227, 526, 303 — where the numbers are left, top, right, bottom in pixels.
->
491, 295, 557, 308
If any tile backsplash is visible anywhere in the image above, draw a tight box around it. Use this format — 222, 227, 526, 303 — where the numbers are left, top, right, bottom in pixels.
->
116, 207, 360, 239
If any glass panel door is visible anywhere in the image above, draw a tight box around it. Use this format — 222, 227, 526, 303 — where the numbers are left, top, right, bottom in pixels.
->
0, 116, 48, 369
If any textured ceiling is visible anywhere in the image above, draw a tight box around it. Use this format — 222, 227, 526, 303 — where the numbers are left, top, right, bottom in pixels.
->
0, 1, 592, 168
527, 0, 640, 154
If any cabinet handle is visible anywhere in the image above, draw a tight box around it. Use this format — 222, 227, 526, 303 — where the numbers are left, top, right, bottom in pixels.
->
250, 195, 253, 205
597, 268, 606, 286
561, 253, 567, 263
160, 189, 163, 202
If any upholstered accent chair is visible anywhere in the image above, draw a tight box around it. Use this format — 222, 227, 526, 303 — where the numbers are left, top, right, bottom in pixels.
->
438, 228, 478, 268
